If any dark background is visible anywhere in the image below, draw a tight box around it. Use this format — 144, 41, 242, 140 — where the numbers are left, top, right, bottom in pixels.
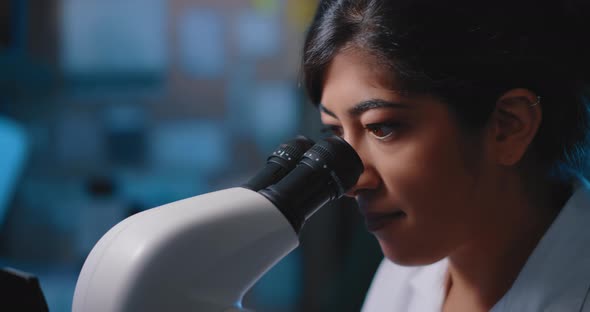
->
0, 1, 383, 311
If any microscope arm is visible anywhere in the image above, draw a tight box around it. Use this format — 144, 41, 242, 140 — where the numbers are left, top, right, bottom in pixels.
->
72, 187, 299, 312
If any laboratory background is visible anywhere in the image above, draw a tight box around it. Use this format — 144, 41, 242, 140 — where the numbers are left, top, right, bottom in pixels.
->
0, 0, 384, 311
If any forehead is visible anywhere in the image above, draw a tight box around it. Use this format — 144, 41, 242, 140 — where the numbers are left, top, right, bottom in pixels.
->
320, 50, 403, 110
325, 49, 395, 89
319, 49, 462, 129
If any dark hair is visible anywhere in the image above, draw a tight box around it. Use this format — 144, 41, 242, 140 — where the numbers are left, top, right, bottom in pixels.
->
302, 0, 590, 185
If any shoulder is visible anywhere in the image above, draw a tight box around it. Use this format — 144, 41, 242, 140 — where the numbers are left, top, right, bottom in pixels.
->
361, 258, 448, 312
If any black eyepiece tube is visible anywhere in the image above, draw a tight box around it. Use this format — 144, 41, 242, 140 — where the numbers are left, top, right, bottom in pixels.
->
241, 136, 315, 191
259, 136, 364, 234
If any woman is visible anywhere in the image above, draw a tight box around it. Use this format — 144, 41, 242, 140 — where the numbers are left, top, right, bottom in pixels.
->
302, 0, 590, 311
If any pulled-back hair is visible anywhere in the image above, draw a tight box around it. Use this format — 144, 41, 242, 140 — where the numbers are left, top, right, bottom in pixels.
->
303, 0, 590, 185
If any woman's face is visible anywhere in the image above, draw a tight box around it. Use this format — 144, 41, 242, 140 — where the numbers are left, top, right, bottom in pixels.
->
320, 50, 499, 265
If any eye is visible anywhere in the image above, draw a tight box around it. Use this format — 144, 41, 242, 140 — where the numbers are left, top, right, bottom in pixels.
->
365, 122, 400, 141
321, 125, 344, 137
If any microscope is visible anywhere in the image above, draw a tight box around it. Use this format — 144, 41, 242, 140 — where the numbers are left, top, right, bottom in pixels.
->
72, 136, 363, 311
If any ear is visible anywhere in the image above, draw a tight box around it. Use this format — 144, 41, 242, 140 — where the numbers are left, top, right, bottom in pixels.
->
490, 88, 542, 166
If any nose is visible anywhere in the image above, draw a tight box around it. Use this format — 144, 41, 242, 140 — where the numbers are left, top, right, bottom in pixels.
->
343, 137, 380, 198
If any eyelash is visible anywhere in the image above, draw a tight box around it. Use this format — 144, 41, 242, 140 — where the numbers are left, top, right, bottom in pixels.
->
320, 125, 344, 137
365, 122, 401, 141
321, 122, 402, 141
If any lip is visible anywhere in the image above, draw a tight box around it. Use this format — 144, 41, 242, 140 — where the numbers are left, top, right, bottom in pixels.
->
363, 211, 406, 232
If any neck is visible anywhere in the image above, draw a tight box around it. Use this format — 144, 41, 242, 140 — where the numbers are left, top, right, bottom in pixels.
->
444, 179, 567, 310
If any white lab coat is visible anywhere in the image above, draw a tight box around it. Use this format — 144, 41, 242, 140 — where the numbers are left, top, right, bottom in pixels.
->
362, 184, 590, 311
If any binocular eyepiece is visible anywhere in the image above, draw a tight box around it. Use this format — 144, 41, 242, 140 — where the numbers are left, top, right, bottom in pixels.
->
243, 135, 364, 233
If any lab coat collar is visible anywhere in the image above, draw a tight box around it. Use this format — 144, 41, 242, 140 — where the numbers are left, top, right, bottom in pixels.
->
408, 257, 448, 311
404, 185, 590, 312
491, 184, 590, 311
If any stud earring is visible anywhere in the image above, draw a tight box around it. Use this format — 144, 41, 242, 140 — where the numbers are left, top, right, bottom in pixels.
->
529, 96, 541, 107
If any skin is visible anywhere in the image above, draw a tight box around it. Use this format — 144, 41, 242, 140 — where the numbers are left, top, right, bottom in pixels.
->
319, 49, 561, 311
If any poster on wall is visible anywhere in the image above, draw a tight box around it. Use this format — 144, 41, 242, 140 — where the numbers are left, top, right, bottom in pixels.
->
60, 0, 167, 76
177, 8, 226, 78
250, 81, 299, 151
235, 9, 281, 60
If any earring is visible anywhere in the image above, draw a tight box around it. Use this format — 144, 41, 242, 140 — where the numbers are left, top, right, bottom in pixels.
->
529, 96, 541, 107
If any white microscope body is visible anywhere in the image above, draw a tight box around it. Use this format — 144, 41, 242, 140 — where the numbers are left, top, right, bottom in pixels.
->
72, 187, 297, 311
72, 136, 362, 312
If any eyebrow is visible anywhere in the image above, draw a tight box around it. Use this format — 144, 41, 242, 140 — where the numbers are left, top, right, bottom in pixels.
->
319, 105, 338, 118
320, 99, 410, 119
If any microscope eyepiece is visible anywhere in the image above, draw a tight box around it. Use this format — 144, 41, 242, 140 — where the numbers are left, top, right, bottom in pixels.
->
242, 136, 315, 191
300, 136, 363, 195
259, 135, 364, 233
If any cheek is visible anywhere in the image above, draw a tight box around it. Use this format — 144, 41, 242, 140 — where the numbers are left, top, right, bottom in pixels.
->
378, 127, 483, 236
375, 140, 482, 264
